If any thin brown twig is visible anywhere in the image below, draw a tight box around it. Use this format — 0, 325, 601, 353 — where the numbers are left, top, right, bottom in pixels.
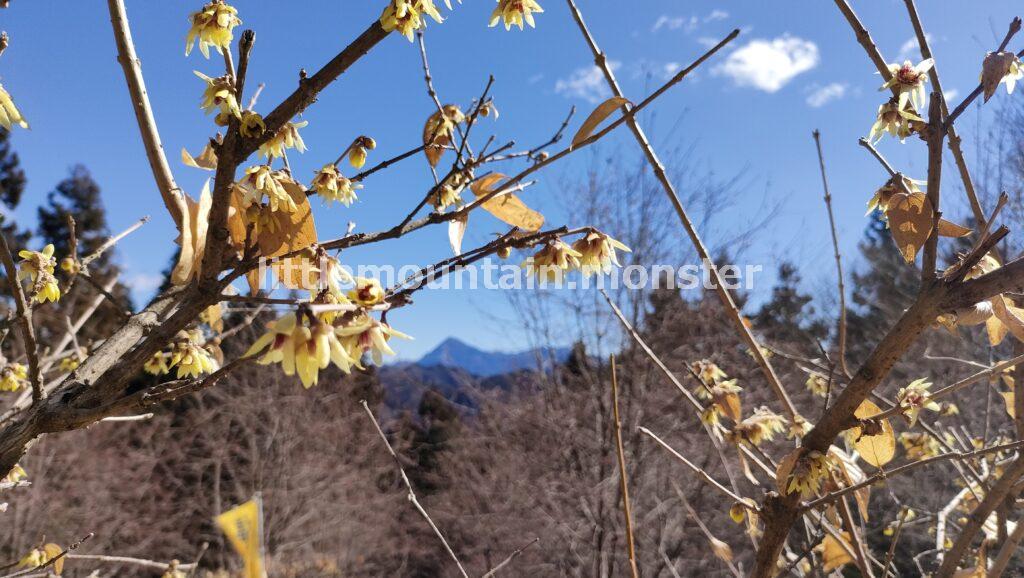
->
564, 0, 797, 421
610, 356, 639, 578
0, 234, 41, 404
360, 400, 469, 578
106, 0, 183, 228
639, 426, 755, 508
813, 130, 850, 378
480, 538, 539, 578
882, 508, 910, 577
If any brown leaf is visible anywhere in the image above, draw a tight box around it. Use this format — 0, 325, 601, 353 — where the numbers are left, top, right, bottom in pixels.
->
716, 391, 742, 422
992, 295, 1024, 341
1002, 391, 1016, 419
937, 219, 972, 238
885, 191, 934, 263
820, 532, 854, 572
181, 142, 218, 170
470, 173, 544, 231
775, 448, 802, 495
851, 399, 895, 468
171, 181, 212, 285
987, 313, 1009, 346
572, 96, 630, 148
256, 181, 320, 290
448, 212, 468, 256
423, 105, 462, 167
982, 51, 1016, 102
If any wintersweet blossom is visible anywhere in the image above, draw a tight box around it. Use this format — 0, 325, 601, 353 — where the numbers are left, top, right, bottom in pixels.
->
572, 231, 630, 275
380, 0, 446, 41
185, 1, 242, 58
194, 71, 240, 120
348, 277, 385, 307
311, 164, 362, 207
726, 407, 786, 446
239, 110, 265, 138
259, 121, 308, 160
236, 166, 296, 213
868, 100, 924, 143
785, 450, 834, 498
524, 240, 581, 281
244, 313, 354, 388
335, 314, 412, 367
880, 58, 934, 112
896, 378, 940, 426
0, 364, 27, 392
489, 0, 544, 30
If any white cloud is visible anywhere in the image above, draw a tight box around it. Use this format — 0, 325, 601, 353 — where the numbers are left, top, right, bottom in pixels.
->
663, 62, 681, 77
126, 272, 164, 295
652, 11, 728, 33
705, 10, 729, 22
806, 82, 848, 107
944, 88, 959, 102
555, 62, 620, 103
897, 34, 932, 61
714, 35, 819, 92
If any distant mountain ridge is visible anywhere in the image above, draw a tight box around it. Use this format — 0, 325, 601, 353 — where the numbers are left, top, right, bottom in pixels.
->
414, 337, 569, 377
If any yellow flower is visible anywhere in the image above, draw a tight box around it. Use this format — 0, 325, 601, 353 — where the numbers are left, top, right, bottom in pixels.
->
348, 136, 376, 169
244, 313, 354, 388
998, 53, 1024, 94
898, 432, 941, 460
3, 463, 27, 484
259, 120, 308, 160
17, 548, 45, 570
17, 244, 56, 283
335, 314, 412, 366
322, 256, 354, 297
572, 231, 630, 275
169, 340, 219, 379
347, 277, 385, 307
785, 450, 834, 499
239, 110, 265, 138
433, 172, 468, 211
380, 0, 447, 41
866, 174, 924, 216
311, 164, 362, 207
489, 0, 544, 30
0, 83, 28, 131
0, 363, 27, 392
60, 256, 81, 274
194, 71, 241, 120
236, 165, 297, 212
726, 406, 786, 446
868, 100, 924, 143
896, 377, 940, 426
691, 359, 727, 386
59, 351, 83, 373
144, 351, 171, 375
880, 58, 934, 112
806, 372, 829, 397
162, 561, 187, 578
315, 290, 351, 325
524, 240, 581, 281
186, 1, 242, 58
33, 272, 61, 304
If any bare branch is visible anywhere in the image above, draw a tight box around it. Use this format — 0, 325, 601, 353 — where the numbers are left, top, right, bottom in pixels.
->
0, 234, 41, 404
610, 356, 639, 578
813, 130, 850, 377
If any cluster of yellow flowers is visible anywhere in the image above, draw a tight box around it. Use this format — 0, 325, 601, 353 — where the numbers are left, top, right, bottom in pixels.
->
434, 172, 469, 211
311, 164, 362, 207
185, 0, 242, 58
194, 71, 241, 125
805, 372, 829, 397
725, 406, 787, 446
522, 232, 630, 282
236, 165, 297, 213
784, 450, 835, 499
379, 0, 544, 39
245, 305, 410, 389
0, 363, 27, 392
865, 174, 924, 216
145, 330, 220, 379
18, 244, 61, 304
868, 100, 924, 143
259, 121, 308, 160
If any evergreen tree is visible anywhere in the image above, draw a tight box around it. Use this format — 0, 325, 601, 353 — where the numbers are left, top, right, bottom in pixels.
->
0, 127, 29, 247
753, 262, 828, 349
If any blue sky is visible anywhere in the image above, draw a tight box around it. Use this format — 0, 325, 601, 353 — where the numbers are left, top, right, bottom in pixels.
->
0, 1, 1019, 358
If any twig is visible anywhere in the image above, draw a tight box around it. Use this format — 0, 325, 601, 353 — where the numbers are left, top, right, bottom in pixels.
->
639, 426, 754, 508
99, 413, 153, 422
360, 400, 469, 578
80, 216, 149, 269
670, 481, 742, 578
610, 356, 639, 578
813, 130, 849, 378
106, 0, 183, 228
1, 533, 94, 578
882, 508, 910, 577
246, 83, 264, 111
836, 489, 875, 578
0, 234, 41, 404
858, 138, 903, 181
989, 514, 1024, 577
63, 553, 194, 572
527, 106, 576, 157
564, 0, 797, 421
480, 538, 539, 578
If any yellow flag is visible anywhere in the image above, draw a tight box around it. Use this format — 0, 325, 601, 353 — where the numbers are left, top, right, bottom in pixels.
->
215, 498, 265, 578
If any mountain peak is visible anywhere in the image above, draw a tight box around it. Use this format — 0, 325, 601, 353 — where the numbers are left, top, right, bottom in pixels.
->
416, 337, 568, 377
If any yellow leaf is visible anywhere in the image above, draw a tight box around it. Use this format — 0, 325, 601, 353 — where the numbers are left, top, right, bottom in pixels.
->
820, 532, 854, 572
1002, 391, 1016, 419
422, 105, 462, 167
42, 543, 63, 575
470, 173, 544, 232
991, 295, 1024, 342
572, 96, 630, 148
937, 219, 972, 238
181, 142, 218, 170
885, 191, 934, 263
987, 313, 1009, 346
852, 400, 895, 468
256, 181, 319, 291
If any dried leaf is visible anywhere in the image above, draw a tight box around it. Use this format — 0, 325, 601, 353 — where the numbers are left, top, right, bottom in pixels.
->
423, 105, 462, 167
852, 400, 895, 468
226, 189, 248, 254
470, 173, 545, 231
1002, 391, 1016, 419
982, 51, 1016, 102
937, 219, 972, 238
448, 212, 468, 256
885, 191, 934, 263
775, 448, 801, 495
709, 537, 733, 563
991, 295, 1024, 341
572, 96, 630, 148
987, 313, 1009, 346
170, 187, 199, 285
42, 543, 63, 575
256, 181, 319, 290
716, 391, 742, 422
820, 532, 854, 572
181, 142, 218, 170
